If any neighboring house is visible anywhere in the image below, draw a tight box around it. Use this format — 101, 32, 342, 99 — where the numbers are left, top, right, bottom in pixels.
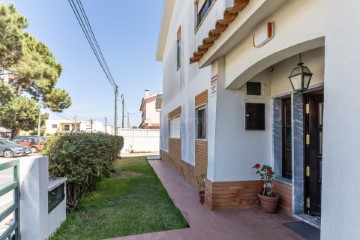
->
45, 119, 113, 135
0, 70, 17, 84
0, 127, 11, 138
157, 0, 360, 238
139, 90, 160, 129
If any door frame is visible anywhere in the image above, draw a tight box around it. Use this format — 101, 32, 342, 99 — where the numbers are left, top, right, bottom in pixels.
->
303, 91, 324, 216
273, 85, 324, 218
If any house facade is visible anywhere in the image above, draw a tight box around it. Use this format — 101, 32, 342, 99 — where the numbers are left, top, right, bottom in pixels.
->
157, 0, 360, 238
139, 90, 161, 129
45, 119, 112, 135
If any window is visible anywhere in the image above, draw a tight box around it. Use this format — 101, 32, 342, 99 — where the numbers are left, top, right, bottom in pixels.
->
195, 0, 215, 28
63, 124, 70, 131
177, 27, 181, 70
247, 82, 261, 96
196, 106, 206, 139
169, 116, 181, 138
282, 98, 292, 179
52, 124, 58, 129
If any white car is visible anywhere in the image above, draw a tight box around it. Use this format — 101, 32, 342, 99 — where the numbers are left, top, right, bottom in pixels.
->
0, 138, 32, 158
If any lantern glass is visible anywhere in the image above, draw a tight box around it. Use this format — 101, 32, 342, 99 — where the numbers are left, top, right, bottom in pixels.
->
289, 74, 302, 91
288, 55, 313, 92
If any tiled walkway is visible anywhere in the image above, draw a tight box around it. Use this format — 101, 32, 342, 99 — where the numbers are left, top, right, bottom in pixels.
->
109, 158, 304, 240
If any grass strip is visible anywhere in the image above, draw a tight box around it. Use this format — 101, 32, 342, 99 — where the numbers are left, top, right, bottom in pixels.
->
50, 157, 188, 240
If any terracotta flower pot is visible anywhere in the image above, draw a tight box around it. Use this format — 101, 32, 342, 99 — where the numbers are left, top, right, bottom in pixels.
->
257, 192, 279, 213
199, 191, 205, 204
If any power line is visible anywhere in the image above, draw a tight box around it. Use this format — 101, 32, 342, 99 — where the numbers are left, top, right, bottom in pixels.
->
67, 0, 116, 89
67, 0, 119, 135
53, 112, 73, 121
76, 0, 116, 87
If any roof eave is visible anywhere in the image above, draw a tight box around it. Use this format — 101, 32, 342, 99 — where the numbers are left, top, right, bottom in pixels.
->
156, 0, 176, 61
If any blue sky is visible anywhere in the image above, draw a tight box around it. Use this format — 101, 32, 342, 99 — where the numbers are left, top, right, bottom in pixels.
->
2, 0, 164, 127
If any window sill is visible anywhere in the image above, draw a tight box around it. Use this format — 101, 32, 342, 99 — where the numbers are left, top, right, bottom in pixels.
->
195, 138, 207, 141
274, 177, 292, 186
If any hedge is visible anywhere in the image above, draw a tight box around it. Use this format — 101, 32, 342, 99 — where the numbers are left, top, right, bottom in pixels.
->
41, 133, 124, 211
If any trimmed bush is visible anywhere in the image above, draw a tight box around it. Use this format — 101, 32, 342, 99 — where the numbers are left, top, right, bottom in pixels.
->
41, 133, 124, 211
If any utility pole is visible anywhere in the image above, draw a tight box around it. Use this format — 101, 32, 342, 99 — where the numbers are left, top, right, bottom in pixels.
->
104, 117, 107, 134
121, 94, 125, 128
37, 97, 43, 137
114, 86, 118, 136
74, 116, 77, 132
90, 118, 93, 133
127, 112, 130, 128
37, 106, 41, 137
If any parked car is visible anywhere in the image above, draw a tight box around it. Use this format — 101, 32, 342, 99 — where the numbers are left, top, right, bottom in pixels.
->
11, 136, 42, 153
0, 138, 32, 158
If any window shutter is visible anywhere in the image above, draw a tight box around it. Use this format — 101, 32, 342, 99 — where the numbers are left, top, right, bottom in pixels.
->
169, 116, 181, 138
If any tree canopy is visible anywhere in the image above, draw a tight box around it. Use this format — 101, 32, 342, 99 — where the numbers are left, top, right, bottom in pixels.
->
0, 3, 28, 70
14, 32, 71, 111
0, 3, 71, 137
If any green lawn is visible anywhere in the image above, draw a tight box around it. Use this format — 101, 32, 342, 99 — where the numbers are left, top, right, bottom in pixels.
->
50, 157, 188, 240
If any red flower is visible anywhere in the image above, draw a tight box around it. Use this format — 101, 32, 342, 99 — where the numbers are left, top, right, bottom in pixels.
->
268, 169, 273, 174
254, 163, 261, 169
258, 185, 263, 191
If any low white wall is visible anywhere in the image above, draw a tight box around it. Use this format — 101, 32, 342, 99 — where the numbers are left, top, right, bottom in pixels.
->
19, 156, 49, 240
20, 156, 67, 239
47, 178, 67, 238
119, 129, 160, 153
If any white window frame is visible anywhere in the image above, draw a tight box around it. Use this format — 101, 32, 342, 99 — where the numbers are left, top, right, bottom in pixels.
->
169, 115, 181, 138
195, 105, 207, 140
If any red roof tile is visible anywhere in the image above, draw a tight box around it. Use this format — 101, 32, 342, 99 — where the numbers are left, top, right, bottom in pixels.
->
190, 0, 249, 64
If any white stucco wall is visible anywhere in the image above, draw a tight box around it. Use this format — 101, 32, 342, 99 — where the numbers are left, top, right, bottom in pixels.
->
0, 156, 66, 239
158, 0, 326, 181
321, 0, 360, 239
19, 156, 49, 240
144, 99, 160, 126
18, 156, 66, 240
120, 129, 160, 153
270, 47, 325, 97
209, 59, 272, 181
46, 119, 111, 135
160, 0, 213, 165
195, 0, 229, 46
224, 0, 325, 90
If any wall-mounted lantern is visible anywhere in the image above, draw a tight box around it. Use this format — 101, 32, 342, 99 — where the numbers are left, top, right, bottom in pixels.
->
288, 54, 313, 92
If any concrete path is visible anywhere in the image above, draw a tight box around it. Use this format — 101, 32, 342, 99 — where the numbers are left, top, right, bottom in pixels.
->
109, 158, 304, 240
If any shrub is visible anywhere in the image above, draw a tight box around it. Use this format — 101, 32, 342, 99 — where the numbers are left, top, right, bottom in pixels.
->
41, 133, 124, 211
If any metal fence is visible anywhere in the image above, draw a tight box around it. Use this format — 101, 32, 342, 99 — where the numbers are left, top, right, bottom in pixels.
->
0, 160, 20, 240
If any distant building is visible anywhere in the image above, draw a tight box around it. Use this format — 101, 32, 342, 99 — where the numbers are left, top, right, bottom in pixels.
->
139, 90, 160, 129
45, 119, 113, 135
0, 70, 17, 84
0, 127, 11, 138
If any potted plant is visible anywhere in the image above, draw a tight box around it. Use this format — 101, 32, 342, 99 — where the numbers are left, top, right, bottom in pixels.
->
196, 173, 206, 204
253, 163, 279, 213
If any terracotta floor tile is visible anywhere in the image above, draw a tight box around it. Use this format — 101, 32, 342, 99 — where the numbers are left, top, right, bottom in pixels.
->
108, 159, 305, 240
